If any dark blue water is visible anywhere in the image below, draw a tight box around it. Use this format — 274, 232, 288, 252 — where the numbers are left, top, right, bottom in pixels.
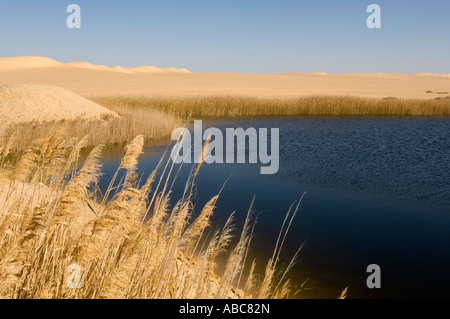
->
99, 117, 450, 299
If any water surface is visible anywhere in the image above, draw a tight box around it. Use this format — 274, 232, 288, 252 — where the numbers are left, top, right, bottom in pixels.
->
99, 117, 450, 298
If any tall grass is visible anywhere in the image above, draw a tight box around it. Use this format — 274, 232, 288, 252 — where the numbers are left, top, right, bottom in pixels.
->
4, 94, 448, 152
0, 128, 302, 299
92, 95, 450, 118
2, 106, 181, 152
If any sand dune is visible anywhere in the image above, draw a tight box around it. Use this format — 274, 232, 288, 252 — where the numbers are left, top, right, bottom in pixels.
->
0, 84, 118, 125
0, 56, 62, 70
64, 61, 101, 70
0, 56, 448, 99
126, 66, 191, 73
0, 56, 190, 74
126, 66, 164, 73
161, 67, 191, 73
110, 65, 134, 74
64, 62, 115, 72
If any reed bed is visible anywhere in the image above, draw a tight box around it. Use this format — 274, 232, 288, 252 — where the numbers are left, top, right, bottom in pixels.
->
0, 128, 302, 299
91, 95, 450, 118
2, 107, 181, 152
5, 95, 448, 152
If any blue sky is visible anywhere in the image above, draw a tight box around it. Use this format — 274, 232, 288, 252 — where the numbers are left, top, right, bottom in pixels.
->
0, 0, 449, 73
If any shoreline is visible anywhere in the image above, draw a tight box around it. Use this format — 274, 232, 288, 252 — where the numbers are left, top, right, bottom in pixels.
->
2, 91, 449, 154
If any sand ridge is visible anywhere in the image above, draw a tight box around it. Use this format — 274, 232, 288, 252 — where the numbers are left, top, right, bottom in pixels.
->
0, 56, 191, 74
0, 84, 118, 125
0, 56, 62, 70
0, 56, 449, 99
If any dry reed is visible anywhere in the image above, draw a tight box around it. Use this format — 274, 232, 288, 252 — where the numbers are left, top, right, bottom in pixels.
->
4, 94, 448, 153
1, 106, 181, 152
0, 127, 303, 299
91, 95, 450, 118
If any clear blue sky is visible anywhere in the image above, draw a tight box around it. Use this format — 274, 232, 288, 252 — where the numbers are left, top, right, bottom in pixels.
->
0, 0, 449, 73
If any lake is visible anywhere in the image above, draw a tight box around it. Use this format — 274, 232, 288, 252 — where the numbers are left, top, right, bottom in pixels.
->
98, 117, 450, 298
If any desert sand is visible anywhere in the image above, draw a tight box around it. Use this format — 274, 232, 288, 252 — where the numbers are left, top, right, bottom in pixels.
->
0, 56, 448, 99
0, 84, 118, 125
